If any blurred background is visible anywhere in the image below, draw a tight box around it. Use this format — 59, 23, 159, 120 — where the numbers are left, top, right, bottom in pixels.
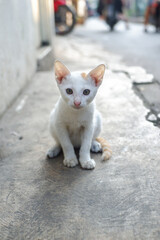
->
0, 0, 160, 119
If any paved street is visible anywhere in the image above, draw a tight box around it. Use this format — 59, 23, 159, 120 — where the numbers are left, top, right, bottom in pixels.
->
74, 18, 160, 122
0, 17, 160, 240
74, 17, 160, 83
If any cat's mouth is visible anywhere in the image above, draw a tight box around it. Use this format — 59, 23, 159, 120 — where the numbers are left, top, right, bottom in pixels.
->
72, 105, 82, 110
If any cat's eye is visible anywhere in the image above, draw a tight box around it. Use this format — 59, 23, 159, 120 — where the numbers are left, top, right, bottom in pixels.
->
66, 88, 73, 95
83, 89, 90, 95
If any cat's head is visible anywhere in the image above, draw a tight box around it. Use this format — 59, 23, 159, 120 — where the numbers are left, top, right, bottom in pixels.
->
54, 61, 105, 110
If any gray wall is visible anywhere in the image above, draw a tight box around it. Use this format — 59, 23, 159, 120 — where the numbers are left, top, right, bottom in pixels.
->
0, 0, 54, 116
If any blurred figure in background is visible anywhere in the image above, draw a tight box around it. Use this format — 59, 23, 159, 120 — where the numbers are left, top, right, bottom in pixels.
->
144, 0, 154, 32
97, 0, 129, 29
144, 0, 160, 32
97, 0, 107, 19
154, 0, 160, 32
115, 0, 129, 29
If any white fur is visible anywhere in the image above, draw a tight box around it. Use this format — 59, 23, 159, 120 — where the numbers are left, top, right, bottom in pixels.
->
48, 62, 105, 169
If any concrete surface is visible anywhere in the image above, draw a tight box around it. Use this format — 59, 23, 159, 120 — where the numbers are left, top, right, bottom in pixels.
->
0, 23, 160, 240
134, 81, 160, 127
74, 17, 160, 83
37, 46, 54, 71
73, 17, 160, 116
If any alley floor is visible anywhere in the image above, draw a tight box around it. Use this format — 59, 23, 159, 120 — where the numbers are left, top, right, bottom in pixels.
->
0, 18, 160, 240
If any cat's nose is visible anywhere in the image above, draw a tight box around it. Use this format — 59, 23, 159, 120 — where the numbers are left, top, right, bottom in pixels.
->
74, 101, 81, 107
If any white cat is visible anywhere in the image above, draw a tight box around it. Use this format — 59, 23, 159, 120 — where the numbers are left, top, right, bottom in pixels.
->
47, 61, 112, 169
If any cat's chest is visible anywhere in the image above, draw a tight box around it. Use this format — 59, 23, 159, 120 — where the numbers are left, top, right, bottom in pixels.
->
63, 108, 89, 126
65, 114, 86, 137
67, 121, 84, 132
66, 121, 84, 147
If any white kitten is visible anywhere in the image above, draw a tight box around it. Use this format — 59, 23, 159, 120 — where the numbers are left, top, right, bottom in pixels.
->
47, 61, 112, 169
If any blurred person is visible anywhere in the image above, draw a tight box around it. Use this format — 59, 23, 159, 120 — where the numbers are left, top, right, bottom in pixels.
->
144, 0, 160, 32
114, 0, 129, 29
144, 0, 154, 32
97, 0, 108, 19
97, 0, 129, 28
153, 0, 160, 32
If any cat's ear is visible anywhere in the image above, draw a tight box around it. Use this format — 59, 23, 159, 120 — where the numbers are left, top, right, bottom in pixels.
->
88, 64, 105, 86
54, 60, 71, 83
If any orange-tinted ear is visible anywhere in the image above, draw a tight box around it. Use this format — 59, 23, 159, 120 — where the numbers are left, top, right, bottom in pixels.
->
55, 60, 70, 83
88, 64, 105, 86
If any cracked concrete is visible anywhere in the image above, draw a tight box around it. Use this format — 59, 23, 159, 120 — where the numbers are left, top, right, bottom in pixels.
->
72, 18, 160, 127
0, 25, 160, 239
133, 81, 160, 126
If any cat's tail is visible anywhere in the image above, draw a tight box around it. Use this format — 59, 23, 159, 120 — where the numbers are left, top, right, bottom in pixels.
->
96, 137, 112, 161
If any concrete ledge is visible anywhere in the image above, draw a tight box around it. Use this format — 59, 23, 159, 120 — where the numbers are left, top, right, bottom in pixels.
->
37, 46, 54, 71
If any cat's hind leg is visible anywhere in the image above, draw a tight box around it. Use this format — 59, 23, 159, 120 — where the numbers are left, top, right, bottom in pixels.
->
91, 140, 102, 153
91, 111, 102, 153
47, 145, 62, 159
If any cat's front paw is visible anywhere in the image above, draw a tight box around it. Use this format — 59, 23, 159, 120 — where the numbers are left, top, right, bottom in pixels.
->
63, 157, 78, 168
80, 159, 96, 170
